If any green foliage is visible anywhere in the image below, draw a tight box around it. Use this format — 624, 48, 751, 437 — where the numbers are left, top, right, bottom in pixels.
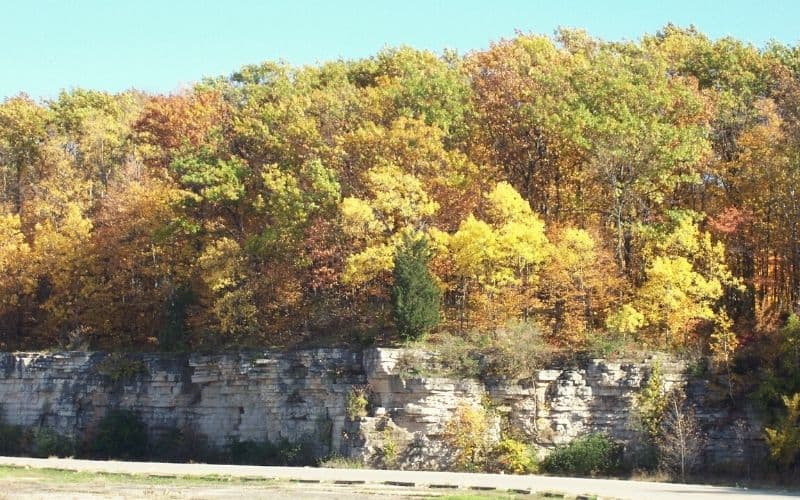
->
488, 437, 538, 474
380, 428, 398, 468
764, 393, 800, 469
90, 409, 148, 459
433, 323, 555, 381
634, 362, 669, 442
0, 416, 25, 456
229, 437, 314, 466
31, 427, 75, 458
319, 454, 365, 469
158, 285, 194, 351
431, 331, 484, 379
540, 433, 622, 476
391, 233, 441, 341
345, 385, 370, 420
171, 151, 247, 205
95, 354, 149, 383
479, 322, 556, 380
1, 26, 799, 375
150, 427, 211, 463
752, 315, 800, 412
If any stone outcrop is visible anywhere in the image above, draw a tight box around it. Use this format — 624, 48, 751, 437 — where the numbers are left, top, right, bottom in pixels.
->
0, 349, 765, 469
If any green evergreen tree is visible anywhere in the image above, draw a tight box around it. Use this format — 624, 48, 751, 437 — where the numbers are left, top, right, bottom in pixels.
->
391, 233, 441, 341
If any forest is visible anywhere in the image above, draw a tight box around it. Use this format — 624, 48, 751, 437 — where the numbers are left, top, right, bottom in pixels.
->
1, 24, 800, 383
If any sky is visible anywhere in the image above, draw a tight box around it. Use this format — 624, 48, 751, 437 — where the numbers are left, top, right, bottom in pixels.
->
2, 0, 798, 100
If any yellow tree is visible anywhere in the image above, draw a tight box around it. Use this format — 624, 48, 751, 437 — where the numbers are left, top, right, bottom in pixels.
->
0, 213, 34, 345
446, 182, 550, 329
608, 211, 742, 348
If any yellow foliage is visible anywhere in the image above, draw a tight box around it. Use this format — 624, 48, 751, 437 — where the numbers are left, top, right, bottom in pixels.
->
442, 404, 492, 471
606, 304, 646, 335
365, 164, 439, 230
198, 238, 244, 293
339, 164, 438, 286
637, 256, 722, 344
198, 238, 260, 337
340, 197, 382, 238
0, 213, 34, 309
485, 181, 535, 225
449, 215, 505, 287
342, 242, 395, 285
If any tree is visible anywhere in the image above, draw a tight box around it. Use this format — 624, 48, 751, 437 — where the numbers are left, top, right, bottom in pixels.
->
0, 95, 51, 212
0, 213, 34, 344
764, 393, 800, 469
391, 232, 441, 341
446, 182, 550, 328
658, 390, 706, 481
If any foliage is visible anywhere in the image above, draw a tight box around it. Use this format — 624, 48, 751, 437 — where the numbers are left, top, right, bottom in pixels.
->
442, 404, 492, 471
346, 385, 370, 420
540, 433, 622, 476
318, 454, 365, 469
380, 428, 398, 468
478, 322, 557, 380
0, 415, 25, 455
31, 427, 75, 458
488, 437, 538, 474
633, 362, 670, 443
764, 393, 800, 469
229, 437, 314, 466
752, 314, 800, 413
1, 27, 799, 364
89, 410, 148, 459
95, 354, 149, 383
391, 232, 441, 341
432, 323, 555, 381
150, 426, 211, 463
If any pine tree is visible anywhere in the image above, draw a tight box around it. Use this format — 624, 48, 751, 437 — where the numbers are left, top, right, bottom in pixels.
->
391, 233, 441, 341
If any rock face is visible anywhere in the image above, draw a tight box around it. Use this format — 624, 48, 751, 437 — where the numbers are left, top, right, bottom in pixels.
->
0, 349, 764, 469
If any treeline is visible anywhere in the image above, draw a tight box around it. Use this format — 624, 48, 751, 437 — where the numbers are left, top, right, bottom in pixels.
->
1, 26, 800, 356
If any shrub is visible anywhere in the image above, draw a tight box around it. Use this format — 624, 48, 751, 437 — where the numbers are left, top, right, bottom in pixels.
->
433, 322, 555, 381
319, 454, 364, 469
391, 233, 441, 341
432, 331, 484, 378
229, 437, 314, 466
764, 392, 800, 469
150, 426, 209, 462
541, 433, 622, 476
489, 437, 537, 474
0, 419, 25, 455
442, 404, 492, 471
346, 385, 370, 420
95, 354, 149, 383
633, 362, 669, 443
90, 409, 148, 459
31, 428, 75, 458
479, 322, 555, 379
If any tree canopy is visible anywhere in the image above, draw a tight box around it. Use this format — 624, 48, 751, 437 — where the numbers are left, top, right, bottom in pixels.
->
1, 28, 798, 356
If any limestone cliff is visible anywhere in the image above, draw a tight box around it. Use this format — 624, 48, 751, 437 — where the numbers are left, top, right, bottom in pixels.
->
0, 349, 764, 469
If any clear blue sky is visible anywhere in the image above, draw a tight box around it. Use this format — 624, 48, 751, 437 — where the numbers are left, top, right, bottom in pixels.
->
2, 0, 798, 100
